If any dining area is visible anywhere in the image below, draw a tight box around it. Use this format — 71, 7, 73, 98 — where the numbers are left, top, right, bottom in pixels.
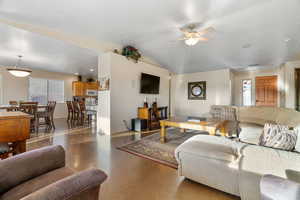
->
0, 101, 57, 159
0, 101, 57, 133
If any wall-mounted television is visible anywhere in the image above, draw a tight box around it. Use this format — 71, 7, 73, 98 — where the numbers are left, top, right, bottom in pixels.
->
140, 73, 160, 94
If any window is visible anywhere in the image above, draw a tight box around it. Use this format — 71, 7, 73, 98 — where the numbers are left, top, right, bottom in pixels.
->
29, 78, 64, 104
242, 79, 252, 106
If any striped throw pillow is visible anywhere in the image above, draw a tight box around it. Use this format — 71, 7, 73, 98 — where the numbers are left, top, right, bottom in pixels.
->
259, 123, 297, 151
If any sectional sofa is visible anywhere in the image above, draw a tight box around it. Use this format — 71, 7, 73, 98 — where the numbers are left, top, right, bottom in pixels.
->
175, 106, 300, 200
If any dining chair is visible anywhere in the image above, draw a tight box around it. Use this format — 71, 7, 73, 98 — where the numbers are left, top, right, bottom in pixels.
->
36, 101, 56, 131
47, 101, 56, 129
6, 101, 19, 112
8, 101, 18, 106
66, 101, 74, 121
78, 101, 95, 124
19, 102, 38, 133
72, 101, 80, 122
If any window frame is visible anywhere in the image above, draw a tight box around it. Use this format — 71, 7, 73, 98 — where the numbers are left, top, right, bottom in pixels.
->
242, 79, 252, 106
28, 77, 65, 104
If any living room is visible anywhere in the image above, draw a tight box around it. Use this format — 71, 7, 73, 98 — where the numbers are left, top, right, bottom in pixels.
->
1, 1, 300, 200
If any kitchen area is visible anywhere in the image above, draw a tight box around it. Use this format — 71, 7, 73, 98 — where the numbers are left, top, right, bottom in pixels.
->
72, 80, 99, 122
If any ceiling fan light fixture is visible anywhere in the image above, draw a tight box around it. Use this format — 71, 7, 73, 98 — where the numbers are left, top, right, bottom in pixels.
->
6, 55, 31, 77
7, 68, 32, 77
185, 38, 199, 46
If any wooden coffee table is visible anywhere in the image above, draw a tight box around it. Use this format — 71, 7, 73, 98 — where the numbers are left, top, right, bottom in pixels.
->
159, 116, 229, 143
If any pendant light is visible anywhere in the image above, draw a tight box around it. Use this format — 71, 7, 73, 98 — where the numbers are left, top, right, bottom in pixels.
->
7, 55, 32, 77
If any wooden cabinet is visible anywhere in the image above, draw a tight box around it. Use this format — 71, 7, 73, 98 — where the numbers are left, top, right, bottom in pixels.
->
72, 81, 85, 96
85, 82, 99, 90
72, 81, 99, 96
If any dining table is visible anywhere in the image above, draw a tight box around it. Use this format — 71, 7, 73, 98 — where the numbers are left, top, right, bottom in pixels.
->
0, 111, 32, 154
0, 104, 47, 110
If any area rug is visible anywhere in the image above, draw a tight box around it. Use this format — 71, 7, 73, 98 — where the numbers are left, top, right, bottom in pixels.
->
118, 129, 206, 169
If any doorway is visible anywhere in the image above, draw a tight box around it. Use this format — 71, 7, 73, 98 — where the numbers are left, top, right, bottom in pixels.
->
255, 76, 278, 106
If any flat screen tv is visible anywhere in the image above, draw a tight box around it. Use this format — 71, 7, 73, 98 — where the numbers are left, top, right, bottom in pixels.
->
140, 73, 160, 94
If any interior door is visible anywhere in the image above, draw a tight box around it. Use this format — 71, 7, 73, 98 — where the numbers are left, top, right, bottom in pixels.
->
255, 76, 278, 106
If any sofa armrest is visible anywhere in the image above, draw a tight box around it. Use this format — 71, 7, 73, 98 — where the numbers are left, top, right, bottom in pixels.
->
260, 174, 300, 200
0, 145, 65, 194
21, 168, 107, 200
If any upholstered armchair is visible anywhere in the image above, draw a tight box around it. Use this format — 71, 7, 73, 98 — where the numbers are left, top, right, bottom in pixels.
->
260, 174, 300, 200
0, 145, 107, 200
209, 105, 241, 137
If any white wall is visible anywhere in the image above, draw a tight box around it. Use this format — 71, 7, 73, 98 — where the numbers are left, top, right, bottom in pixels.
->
97, 52, 170, 134
232, 67, 282, 106
110, 53, 170, 133
97, 53, 111, 134
171, 69, 231, 116
0, 67, 77, 118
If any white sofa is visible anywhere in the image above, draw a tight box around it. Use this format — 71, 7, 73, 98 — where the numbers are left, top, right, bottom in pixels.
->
175, 106, 300, 200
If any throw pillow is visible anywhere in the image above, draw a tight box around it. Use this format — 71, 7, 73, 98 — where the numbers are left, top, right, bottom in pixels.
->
295, 125, 300, 153
259, 123, 297, 151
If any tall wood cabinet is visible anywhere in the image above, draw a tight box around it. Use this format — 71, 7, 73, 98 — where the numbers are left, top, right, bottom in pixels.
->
72, 81, 86, 96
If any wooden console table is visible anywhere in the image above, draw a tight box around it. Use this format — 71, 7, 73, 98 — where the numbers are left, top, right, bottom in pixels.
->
159, 116, 228, 143
0, 112, 31, 154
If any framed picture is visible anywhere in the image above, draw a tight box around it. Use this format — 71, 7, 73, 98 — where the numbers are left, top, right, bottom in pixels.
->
99, 76, 110, 91
188, 81, 206, 100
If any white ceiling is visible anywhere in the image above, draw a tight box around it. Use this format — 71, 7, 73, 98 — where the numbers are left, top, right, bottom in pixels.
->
0, 23, 98, 76
0, 0, 300, 74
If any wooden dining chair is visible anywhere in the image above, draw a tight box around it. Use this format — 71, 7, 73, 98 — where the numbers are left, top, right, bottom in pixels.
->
36, 101, 56, 131
6, 101, 19, 112
66, 101, 74, 121
9, 101, 18, 106
47, 101, 56, 129
19, 102, 38, 133
78, 101, 94, 124
72, 101, 80, 122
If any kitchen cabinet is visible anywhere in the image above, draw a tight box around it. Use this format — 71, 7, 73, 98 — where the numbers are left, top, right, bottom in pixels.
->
72, 81, 85, 96
72, 81, 99, 96
85, 82, 99, 90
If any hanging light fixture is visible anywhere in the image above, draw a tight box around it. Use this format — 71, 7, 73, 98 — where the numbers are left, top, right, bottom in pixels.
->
185, 37, 200, 46
7, 55, 32, 77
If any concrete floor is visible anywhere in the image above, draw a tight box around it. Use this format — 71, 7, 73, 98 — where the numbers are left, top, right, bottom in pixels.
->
27, 119, 240, 200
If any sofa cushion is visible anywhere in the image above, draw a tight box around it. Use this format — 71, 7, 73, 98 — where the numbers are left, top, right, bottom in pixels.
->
259, 124, 297, 151
175, 135, 245, 163
239, 144, 300, 200
0, 167, 74, 200
240, 144, 300, 179
237, 106, 277, 126
239, 122, 263, 145
275, 107, 300, 128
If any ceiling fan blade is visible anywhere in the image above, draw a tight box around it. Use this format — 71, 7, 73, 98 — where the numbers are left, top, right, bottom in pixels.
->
198, 37, 209, 41
197, 27, 215, 36
178, 38, 187, 41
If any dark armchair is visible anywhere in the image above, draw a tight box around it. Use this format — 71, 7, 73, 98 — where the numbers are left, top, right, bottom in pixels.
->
0, 145, 107, 200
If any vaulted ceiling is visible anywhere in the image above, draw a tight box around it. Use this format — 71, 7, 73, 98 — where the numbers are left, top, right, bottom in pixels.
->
0, 23, 98, 76
0, 0, 299, 74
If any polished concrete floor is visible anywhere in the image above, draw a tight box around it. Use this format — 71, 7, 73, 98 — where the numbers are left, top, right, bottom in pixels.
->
27, 119, 240, 200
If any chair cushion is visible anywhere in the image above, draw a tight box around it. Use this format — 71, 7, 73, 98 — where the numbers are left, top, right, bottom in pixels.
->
0, 167, 74, 200
0, 143, 9, 154
175, 135, 244, 163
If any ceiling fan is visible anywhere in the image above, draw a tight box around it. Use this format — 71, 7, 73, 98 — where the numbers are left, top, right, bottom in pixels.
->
179, 23, 215, 46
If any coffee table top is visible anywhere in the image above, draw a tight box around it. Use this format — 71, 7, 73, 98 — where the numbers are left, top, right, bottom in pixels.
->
160, 116, 227, 127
